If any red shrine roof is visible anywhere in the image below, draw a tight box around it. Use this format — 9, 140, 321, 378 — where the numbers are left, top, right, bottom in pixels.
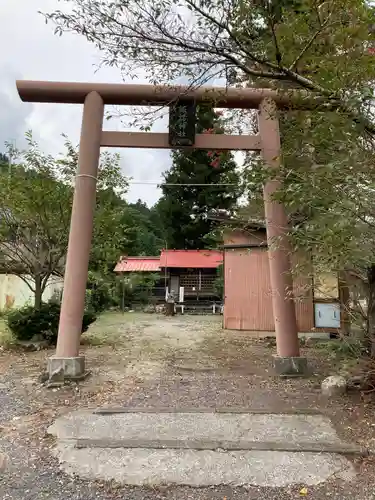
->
114, 250, 223, 272
159, 249, 223, 268
114, 256, 160, 272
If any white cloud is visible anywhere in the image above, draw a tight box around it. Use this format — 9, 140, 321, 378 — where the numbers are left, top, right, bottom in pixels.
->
0, 0, 170, 205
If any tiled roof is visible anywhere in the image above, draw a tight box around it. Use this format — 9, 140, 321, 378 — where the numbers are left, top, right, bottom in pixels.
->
159, 249, 223, 269
114, 257, 160, 272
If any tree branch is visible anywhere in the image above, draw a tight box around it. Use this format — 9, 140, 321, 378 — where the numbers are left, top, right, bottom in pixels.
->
44, 0, 375, 137
16, 274, 35, 293
288, 12, 333, 71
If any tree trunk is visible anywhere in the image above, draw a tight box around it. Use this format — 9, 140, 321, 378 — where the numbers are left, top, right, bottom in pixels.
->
366, 265, 375, 357
34, 274, 42, 310
338, 271, 351, 336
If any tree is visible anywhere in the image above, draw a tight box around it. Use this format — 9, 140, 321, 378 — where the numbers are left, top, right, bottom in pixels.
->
123, 204, 164, 255
123, 200, 164, 255
156, 105, 241, 249
0, 135, 71, 309
274, 115, 375, 352
0, 153, 11, 177
46, 0, 375, 132
0, 133, 132, 309
56, 137, 131, 273
241, 107, 375, 350
0, 153, 9, 165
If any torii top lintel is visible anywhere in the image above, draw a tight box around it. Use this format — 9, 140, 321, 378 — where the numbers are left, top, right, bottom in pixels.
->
16, 80, 331, 110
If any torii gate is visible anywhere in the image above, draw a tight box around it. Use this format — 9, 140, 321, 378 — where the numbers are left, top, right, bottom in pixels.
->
16, 80, 311, 380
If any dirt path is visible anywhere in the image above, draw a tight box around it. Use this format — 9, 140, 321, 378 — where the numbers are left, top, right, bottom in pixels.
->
1, 312, 375, 499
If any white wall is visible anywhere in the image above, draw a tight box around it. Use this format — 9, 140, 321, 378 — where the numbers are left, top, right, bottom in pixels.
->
0, 274, 64, 311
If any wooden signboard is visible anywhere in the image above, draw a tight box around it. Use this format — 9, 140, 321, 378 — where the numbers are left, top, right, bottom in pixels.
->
169, 101, 196, 147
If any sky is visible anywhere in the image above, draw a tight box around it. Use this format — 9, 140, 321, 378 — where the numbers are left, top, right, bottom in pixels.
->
0, 0, 172, 205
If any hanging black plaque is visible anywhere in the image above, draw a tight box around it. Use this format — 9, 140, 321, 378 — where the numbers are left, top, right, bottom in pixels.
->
168, 101, 196, 147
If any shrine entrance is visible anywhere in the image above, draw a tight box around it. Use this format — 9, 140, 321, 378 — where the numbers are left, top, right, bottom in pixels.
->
16, 80, 309, 380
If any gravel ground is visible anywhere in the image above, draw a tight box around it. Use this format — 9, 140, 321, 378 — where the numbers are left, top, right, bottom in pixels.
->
1, 312, 375, 499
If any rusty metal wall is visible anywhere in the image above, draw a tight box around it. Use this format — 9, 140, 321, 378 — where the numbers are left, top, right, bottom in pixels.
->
224, 228, 267, 246
223, 231, 314, 332
224, 248, 274, 330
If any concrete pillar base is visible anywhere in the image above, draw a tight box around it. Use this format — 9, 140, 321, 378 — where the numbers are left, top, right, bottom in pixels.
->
273, 356, 308, 378
47, 356, 88, 387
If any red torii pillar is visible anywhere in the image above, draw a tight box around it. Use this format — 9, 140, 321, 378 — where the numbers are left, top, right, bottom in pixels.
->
259, 99, 304, 375
49, 91, 104, 381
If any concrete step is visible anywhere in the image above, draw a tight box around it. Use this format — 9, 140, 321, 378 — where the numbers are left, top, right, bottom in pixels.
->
49, 410, 362, 453
49, 410, 359, 487
53, 446, 355, 487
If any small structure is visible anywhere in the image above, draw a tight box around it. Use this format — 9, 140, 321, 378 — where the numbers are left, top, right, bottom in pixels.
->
114, 249, 223, 303
223, 226, 343, 333
160, 249, 222, 301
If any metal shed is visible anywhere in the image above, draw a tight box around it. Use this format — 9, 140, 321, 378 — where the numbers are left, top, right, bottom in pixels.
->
223, 228, 336, 333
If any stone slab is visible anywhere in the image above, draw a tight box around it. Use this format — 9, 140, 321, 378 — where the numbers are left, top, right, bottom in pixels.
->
273, 356, 308, 377
48, 356, 85, 378
48, 410, 344, 446
54, 444, 355, 487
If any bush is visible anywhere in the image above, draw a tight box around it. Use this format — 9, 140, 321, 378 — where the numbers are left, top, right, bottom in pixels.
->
7, 302, 97, 345
119, 273, 161, 308
86, 274, 115, 312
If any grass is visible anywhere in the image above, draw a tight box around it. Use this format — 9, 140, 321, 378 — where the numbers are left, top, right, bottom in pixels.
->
0, 310, 147, 349
80, 311, 141, 347
315, 337, 366, 358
